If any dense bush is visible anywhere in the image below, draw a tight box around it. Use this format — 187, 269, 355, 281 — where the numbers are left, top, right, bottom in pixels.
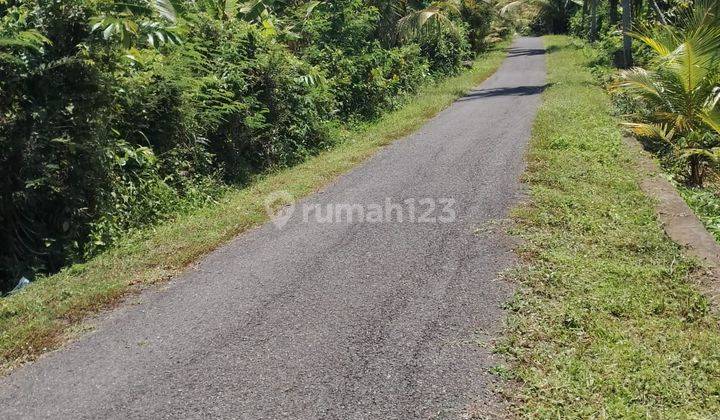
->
304, 42, 431, 118
460, 0, 495, 51
417, 23, 472, 75
0, 0, 504, 292
189, 18, 336, 177
1, 0, 117, 284
529, 0, 576, 33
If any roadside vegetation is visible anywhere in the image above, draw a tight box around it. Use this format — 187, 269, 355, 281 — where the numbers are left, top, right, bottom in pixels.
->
519, 0, 720, 243
608, 0, 720, 245
504, 35, 720, 417
0, 0, 513, 294
0, 29, 509, 373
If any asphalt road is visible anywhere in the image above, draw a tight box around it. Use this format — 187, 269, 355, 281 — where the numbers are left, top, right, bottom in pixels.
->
0, 37, 546, 419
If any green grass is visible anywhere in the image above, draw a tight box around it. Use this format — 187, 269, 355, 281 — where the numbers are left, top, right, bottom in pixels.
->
0, 42, 510, 373
503, 35, 720, 417
678, 185, 720, 241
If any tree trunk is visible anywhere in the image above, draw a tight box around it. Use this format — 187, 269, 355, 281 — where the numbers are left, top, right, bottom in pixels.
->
610, 0, 619, 24
581, 0, 588, 36
690, 156, 704, 187
622, 0, 633, 68
590, 0, 599, 41
650, 0, 668, 24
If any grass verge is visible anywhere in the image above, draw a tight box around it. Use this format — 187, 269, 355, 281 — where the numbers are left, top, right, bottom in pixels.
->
0, 42, 509, 373
503, 35, 720, 417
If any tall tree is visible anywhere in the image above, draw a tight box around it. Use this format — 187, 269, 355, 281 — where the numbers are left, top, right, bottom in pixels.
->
610, 0, 618, 24
621, 0, 632, 67
589, 0, 598, 41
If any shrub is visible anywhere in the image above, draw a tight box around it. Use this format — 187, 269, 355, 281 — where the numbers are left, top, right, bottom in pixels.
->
301, 0, 431, 118
305, 42, 430, 118
189, 18, 335, 178
460, 0, 494, 51
85, 141, 221, 256
416, 23, 472, 76
0, 0, 117, 289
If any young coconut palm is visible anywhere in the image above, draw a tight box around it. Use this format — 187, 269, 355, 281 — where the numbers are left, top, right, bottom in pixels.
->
612, 0, 720, 186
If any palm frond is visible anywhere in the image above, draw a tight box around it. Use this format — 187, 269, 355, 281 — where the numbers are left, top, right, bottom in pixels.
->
396, 1, 460, 42
701, 96, 720, 134
612, 67, 664, 100
0, 30, 51, 51
500, 0, 557, 15
622, 122, 675, 141
153, 0, 178, 23
700, 111, 720, 133
627, 25, 680, 57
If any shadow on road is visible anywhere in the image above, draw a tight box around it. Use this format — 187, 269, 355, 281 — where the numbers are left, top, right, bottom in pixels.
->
506, 47, 546, 57
458, 84, 551, 101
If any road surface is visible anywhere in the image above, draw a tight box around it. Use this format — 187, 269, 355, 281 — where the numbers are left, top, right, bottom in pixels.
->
0, 37, 546, 419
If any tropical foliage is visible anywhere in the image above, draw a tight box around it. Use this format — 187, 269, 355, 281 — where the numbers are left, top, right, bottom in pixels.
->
517, 0, 720, 190
613, 0, 720, 185
545, 0, 720, 236
0, 0, 503, 292
501, 0, 581, 33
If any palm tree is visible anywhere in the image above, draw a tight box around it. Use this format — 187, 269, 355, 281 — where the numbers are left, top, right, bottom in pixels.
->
613, 0, 720, 186
396, 0, 462, 41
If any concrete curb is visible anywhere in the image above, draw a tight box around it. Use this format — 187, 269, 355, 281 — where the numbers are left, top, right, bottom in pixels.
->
624, 137, 720, 303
